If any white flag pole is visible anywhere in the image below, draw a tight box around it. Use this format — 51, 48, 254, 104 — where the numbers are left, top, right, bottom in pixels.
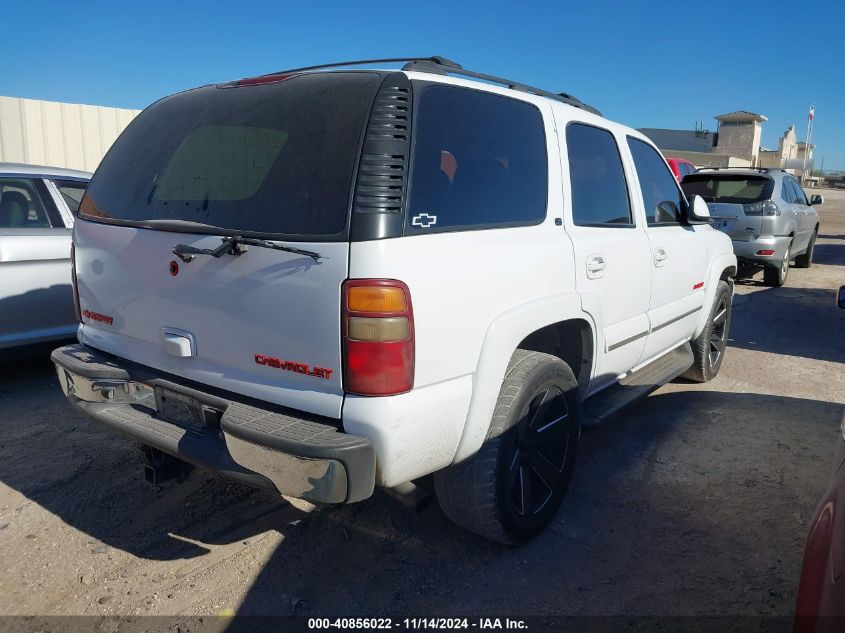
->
802, 104, 814, 184
806, 108, 814, 184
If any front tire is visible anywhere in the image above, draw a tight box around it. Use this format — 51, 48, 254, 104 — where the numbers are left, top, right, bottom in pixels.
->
434, 350, 581, 544
682, 279, 732, 383
763, 241, 791, 287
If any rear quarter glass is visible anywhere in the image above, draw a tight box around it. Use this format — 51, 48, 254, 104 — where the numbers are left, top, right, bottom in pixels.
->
405, 82, 548, 233
79, 72, 381, 240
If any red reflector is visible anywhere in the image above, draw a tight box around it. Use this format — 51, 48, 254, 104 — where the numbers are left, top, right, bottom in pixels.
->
693, 281, 704, 290
237, 73, 296, 86
756, 249, 776, 256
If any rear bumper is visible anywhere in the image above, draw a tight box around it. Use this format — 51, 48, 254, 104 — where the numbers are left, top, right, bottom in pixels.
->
732, 235, 792, 265
51, 344, 375, 504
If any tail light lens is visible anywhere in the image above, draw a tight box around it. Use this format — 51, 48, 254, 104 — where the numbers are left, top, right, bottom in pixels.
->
70, 243, 81, 323
342, 280, 414, 396
743, 200, 781, 216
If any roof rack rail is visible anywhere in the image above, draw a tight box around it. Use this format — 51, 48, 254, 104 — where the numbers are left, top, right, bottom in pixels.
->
696, 166, 774, 173
260, 56, 602, 116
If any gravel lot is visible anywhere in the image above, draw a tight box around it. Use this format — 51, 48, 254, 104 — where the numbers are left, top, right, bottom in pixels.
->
1, 190, 843, 619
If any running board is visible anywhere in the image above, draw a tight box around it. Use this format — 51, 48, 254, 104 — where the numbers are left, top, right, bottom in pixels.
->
582, 343, 694, 426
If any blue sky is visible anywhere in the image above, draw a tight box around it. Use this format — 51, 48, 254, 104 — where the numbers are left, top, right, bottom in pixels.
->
2, 0, 842, 169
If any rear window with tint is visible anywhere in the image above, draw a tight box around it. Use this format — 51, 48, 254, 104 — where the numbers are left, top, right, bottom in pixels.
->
681, 174, 774, 204
406, 84, 547, 232
80, 73, 380, 239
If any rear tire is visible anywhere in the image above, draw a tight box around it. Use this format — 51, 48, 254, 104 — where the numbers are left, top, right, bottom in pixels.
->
682, 280, 732, 383
434, 350, 581, 544
794, 230, 817, 269
763, 241, 791, 287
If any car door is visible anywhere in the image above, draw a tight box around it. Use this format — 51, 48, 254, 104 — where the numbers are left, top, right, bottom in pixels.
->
559, 121, 652, 393
780, 176, 807, 254
0, 176, 76, 348
789, 177, 816, 248
625, 137, 709, 363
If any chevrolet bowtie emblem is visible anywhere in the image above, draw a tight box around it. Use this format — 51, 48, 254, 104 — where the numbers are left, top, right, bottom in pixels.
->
411, 213, 437, 228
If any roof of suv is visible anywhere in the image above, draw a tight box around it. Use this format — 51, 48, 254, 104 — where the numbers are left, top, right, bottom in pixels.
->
0, 162, 92, 180
237, 56, 603, 116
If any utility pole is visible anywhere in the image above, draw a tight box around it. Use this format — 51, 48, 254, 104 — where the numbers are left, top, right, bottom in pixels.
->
802, 104, 814, 184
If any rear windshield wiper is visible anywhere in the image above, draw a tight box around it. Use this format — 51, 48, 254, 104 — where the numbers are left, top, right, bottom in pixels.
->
172, 235, 322, 263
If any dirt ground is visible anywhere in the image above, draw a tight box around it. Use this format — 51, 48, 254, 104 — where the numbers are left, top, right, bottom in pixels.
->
1, 190, 843, 619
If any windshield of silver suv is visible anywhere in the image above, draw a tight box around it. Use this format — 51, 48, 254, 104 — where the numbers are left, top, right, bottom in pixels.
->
78, 72, 381, 240
681, 173, 774, 204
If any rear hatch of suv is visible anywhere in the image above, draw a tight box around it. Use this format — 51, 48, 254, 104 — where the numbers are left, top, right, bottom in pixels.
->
74, 72, 383, 418
681, 173, 775, 241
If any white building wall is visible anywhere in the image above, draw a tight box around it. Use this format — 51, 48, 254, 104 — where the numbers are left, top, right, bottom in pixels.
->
0, 96, 140, 172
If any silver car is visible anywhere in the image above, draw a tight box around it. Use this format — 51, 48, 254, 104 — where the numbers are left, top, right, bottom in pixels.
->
0, 163, 91, 350
682, 168, 821, 286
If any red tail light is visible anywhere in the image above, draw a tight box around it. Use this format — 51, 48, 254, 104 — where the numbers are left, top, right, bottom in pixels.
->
342, 279, 414, 396
70, 243, 81, 323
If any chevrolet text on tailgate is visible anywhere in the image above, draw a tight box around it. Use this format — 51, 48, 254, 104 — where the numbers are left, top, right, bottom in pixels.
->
53, 56, 736, 543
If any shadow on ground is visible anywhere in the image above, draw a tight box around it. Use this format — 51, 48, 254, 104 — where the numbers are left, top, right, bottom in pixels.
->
0, 354, 841, 616
728, 285, 845, 365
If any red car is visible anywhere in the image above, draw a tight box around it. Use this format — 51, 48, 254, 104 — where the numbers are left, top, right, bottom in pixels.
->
794, 286, 845, 633
665, 157, 696, 182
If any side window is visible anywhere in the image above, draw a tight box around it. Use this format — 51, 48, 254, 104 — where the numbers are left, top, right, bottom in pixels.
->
52, 179, 89, 215
406, 85, 547, 232
0, 178, 52, 228
790, 178, 808, 205
627, 137, 686, 226
566, 123, 632, 226
780, 179, 796, 203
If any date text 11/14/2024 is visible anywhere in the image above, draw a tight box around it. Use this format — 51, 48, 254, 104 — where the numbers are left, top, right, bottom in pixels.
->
307, 618, 528, 630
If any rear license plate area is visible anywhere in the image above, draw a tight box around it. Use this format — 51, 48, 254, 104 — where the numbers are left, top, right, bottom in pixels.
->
709, 217, 732, 232
155, 388, 219, 432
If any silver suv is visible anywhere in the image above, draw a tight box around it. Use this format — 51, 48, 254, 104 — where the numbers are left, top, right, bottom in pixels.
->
681, 168, 821, 286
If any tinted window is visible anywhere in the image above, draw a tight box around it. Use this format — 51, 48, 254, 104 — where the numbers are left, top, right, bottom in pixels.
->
789, 178, 808, 205
80, 73, 380, 239
53, 179, 88, 214
682, 174, 774, 204
0, 178, 52, 228
627, 137, 685, 225
781, 179, 798, 203
406, 85, 547, 232
566, 124, 632, 226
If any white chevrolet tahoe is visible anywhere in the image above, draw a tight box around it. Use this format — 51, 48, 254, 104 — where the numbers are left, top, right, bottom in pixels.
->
52, 57, 736, 543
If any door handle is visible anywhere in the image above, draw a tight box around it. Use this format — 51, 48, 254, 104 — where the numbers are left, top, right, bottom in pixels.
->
654, 248, 667, 267
586, 255, 606, 279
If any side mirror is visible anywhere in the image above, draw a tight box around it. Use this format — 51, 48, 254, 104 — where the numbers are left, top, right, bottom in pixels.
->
656, 201, 680, 223
810, 194, 824, 206
838, 286, 845, 310
686, 195, 711, 224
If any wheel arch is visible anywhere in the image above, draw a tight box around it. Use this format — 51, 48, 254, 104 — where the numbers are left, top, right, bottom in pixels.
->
451, 292, 594, 464
692, 252, 737, 339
